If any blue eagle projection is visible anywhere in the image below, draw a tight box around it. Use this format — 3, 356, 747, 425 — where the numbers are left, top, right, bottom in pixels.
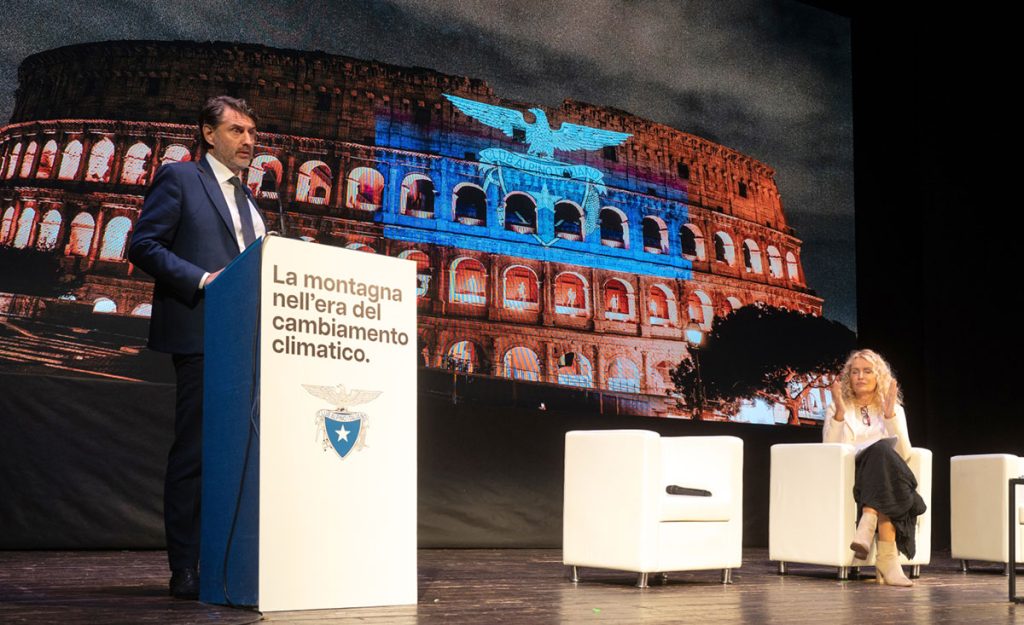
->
443, 94, 632, 245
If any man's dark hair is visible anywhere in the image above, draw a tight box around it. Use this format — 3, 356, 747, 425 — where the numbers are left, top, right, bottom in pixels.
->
197, 95, 257, 152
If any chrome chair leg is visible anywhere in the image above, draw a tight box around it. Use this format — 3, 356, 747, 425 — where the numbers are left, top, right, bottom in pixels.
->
777, 561, 787, 575
910, 565, 921, 579
837, 566, 849, 580
569, 566, 579, 583
636, 572, 649, 588
721, 568, 733, 584
959, 559, 968, 573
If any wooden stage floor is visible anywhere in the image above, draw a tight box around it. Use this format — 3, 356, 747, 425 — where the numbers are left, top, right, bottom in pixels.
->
0, 549, 1019, 624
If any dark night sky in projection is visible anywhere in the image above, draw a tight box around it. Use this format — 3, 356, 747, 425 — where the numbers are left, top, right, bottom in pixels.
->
0, 0, 854, 329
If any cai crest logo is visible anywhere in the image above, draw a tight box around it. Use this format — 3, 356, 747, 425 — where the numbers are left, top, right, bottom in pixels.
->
302, 384, 382, 459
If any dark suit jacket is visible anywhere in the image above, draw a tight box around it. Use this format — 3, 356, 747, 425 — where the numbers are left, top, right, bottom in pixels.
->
129, 156, 265, 354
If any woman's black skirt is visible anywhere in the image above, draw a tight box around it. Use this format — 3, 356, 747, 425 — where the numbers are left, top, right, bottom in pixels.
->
854, 439, 927, 558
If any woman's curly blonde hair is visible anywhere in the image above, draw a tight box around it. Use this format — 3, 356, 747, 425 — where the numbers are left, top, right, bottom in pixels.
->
838, 349, 902, 408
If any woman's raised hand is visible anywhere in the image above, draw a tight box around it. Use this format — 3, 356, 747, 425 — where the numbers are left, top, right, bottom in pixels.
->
883, 380, 899, 419
830, 379, 846, 421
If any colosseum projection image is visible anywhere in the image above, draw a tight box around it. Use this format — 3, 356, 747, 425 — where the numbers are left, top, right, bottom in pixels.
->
0, 41, 829, 422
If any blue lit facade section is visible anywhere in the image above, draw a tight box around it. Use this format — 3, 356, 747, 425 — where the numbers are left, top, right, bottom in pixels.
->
373, 119, 693, 280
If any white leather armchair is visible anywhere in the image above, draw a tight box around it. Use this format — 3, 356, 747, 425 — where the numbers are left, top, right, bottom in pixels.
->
769, 443, 932, 579
950, 454, 1024, 572
562, 430, 743, 588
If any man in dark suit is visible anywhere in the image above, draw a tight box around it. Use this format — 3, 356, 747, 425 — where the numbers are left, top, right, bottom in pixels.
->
129, 95, 265, 599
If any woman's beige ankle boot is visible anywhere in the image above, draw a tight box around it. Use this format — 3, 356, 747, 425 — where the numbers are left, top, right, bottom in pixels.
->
875, 540, 913, 586
849, 511, 877, 560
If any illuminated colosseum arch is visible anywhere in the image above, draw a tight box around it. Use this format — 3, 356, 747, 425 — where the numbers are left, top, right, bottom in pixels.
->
725, 296, 743, 315
345, 166, 384, 211
98, 215, 132, 260
86, 138, 115, 182
713, 231, 735, 266
742, 239, 763, 273
121, 142, 152, 185
58, 140, 83, 180
503, 346, 541, 381
648, 283, 677, 326
247, 154, 282, 198
4, 142, 21, 178
0, 207, 15, 244
554, 200, 583, 241
92, 298, 117, 314
35, 209, 62, 251
131, 303, 152, 317
345, 242, 375, 253
36, 140, 58, 179
449, 257, 487, 305
296, 160, 332, 205
653, 360, 675, 394
680, 223, 706, 261
400, 173, 435, 218
599, 206, 629, 249
786, 251, 800, 282
502, 265, 539, 311
766, 245, 783, 278
160, 144, 191, 165
606, 356, 641, 393
445, 340, 480, 372
453, 183, 486, 225
18, 141, 37, 178
504, 192, 537, 234
68, 212, 96, 256
554, 271, 589, 315
13, 207, 36, 248
556, 351, 594, 388
642, 216, 668, 254
398, 249, 431, 297
603, 278, 635, 321
686, 289, 714, 331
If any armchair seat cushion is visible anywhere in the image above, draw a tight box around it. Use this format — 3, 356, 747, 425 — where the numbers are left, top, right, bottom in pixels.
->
661, 492, 732, 522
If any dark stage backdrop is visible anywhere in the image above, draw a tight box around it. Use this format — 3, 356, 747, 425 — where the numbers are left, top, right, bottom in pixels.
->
0, 369, 819, 549
852, 10, 1024, 548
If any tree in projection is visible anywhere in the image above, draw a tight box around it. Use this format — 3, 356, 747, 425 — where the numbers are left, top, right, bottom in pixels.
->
672, 304, 856, 424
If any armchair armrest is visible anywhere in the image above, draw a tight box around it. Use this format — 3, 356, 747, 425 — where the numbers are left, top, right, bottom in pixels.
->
907, 448, 932, 563
563, 430, 662, 569
951, 454, 1021, 562
769, 443, 857, 563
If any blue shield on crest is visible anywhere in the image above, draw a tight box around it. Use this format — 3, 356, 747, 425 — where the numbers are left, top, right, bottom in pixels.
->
323, 412, 363, 459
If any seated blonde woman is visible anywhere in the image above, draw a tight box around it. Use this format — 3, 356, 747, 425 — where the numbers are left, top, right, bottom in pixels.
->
824, 349, 926, 587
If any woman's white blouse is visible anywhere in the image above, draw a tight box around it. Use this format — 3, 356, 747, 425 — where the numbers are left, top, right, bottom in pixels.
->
822, 403, 912, 461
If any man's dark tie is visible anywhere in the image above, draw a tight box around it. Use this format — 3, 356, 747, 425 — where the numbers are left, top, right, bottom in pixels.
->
229, 176, 257, 248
